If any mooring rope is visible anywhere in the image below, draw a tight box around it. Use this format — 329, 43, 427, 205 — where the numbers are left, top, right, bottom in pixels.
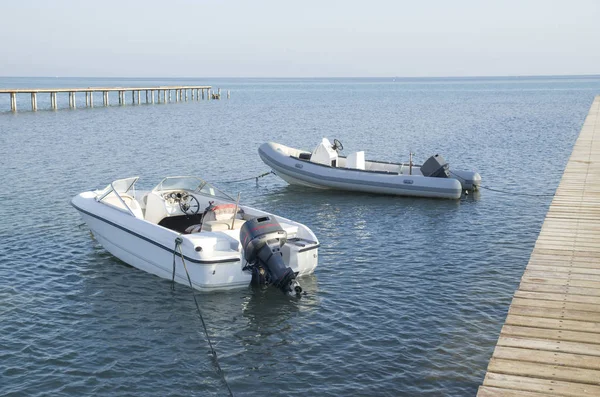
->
477, 184, 555, 197
217, 170, 274, 184
449, 170, 555, 197
172, 237, 234, 397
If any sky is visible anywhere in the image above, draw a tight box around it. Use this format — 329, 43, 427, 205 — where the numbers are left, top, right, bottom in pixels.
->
1, 0, 599, 78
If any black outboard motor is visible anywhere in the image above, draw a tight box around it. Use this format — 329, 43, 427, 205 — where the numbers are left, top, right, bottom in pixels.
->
420, 154, 450, 178
240, 216, 302, 295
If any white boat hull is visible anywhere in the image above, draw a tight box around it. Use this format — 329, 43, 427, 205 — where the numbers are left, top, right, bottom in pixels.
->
259, 142, 480, 199
72, 190, 319, 292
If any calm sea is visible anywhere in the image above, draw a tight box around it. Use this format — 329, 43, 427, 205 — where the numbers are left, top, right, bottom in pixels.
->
1, 76, 599, 396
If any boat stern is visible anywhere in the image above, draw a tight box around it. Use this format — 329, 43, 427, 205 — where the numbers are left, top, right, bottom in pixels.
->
239, 214, 319, 295
282, 238, 319, 276
450, 170, 482, 191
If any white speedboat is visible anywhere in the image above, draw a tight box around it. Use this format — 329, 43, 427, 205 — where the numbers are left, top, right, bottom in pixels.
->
72, 176, 319, 295
259, 138, 481, 199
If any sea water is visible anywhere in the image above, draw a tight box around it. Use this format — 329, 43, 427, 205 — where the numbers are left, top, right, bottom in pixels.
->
1, 76, 599, 396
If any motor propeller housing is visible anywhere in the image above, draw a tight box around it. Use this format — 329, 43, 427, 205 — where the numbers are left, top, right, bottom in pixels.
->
240, 216, 302, 295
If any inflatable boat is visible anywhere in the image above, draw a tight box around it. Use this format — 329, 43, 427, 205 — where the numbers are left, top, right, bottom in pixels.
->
258, 138, 481, 199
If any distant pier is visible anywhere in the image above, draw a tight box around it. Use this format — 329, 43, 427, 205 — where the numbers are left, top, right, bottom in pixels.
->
478, 96, 600, 396
0, 85, 230, 112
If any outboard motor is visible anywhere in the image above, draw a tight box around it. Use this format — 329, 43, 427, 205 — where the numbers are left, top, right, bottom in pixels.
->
421, 154, 450, 178
240, 216, 302, 295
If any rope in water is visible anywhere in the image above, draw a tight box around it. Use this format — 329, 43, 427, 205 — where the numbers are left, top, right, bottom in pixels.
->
172, 237, 234, 397
449, 170, 555, 197
477, 184, 555, 197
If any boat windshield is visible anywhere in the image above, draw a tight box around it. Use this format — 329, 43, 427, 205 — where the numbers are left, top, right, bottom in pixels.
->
152, 176, 234, 201
95, 176, 140, 217
96, 176, 139, 199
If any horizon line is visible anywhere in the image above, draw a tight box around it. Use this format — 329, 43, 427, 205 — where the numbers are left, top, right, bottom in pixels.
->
1, 73, 599, 80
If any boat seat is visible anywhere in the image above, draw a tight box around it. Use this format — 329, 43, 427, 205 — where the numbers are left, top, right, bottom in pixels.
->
205, 219, 246, 231
102, 193, 144, 219
347, 151, 365, 170
186, 219, 247, 233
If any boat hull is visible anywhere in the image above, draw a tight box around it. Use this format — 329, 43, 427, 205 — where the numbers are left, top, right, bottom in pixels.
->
259, 143, 465, 199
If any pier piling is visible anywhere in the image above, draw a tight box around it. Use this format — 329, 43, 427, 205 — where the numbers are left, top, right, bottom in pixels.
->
68, 92, 76, 109
31, 93, 37, 111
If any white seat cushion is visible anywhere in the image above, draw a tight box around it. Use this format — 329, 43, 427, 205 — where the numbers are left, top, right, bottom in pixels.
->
199, 219, 246, 232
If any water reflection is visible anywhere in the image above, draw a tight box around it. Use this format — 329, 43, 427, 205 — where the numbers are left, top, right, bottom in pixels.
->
241, 274, 319, 326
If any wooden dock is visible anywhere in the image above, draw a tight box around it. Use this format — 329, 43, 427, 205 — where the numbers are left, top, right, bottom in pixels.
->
0, 85, 230, 112
478, 96, 600, 396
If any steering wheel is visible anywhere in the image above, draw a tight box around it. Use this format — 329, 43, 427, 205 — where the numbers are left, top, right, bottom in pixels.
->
332, 139, 344, 152
179, 194, 200, 215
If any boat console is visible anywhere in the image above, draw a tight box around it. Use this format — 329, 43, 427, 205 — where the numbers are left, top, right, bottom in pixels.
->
310, 137, 340, 167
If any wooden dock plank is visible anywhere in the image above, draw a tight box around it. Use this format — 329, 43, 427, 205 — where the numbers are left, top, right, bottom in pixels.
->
527, 260, 600, 270
501, 325, 600, 345
520, 277, 600, 289
492, 345, 600, 370
514, 290, 600, 304
526, 265, 600, 276
478, 96, 600, 396
531, 249, 600, 259
497, 336, 600, 357
505, 315, 600, 336
482, 373, 600, 397
511, 297, 600, 313
523, 270, 600, 283
477, 386, 557, 397
508, 304, 600, 323
487, 358, 600, 385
